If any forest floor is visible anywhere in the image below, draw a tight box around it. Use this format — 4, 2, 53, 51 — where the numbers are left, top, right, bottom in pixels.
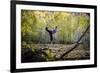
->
21, 43, 90, 62
31, 43, 90, 60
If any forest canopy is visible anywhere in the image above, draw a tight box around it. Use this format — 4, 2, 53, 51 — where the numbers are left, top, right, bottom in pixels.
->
21, 10, 90, 44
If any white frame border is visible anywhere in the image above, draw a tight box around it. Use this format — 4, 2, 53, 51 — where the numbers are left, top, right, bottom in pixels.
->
16, 4, 95, 69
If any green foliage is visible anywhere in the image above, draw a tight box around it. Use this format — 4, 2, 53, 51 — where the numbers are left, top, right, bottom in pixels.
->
41, 49, 55, 61
21, 10, 90, 44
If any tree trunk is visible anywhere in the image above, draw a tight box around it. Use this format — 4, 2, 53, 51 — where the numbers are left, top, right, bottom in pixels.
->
60, 25, 90, 59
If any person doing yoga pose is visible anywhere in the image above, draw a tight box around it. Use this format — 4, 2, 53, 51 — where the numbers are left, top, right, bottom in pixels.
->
45, 26, 57, 43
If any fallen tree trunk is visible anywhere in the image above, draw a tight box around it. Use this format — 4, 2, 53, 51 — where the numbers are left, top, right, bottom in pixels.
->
60, 25, 90, 59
